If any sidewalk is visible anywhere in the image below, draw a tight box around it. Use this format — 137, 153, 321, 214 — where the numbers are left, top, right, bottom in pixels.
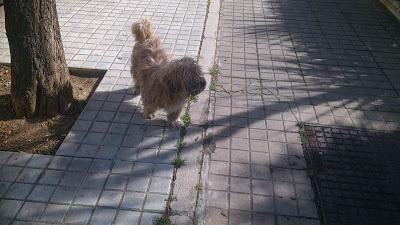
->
204, 0, 400, 224
0, 0, 208, 224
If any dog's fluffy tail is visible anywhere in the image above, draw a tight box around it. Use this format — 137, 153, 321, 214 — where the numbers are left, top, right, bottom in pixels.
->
132, 18, 152, 42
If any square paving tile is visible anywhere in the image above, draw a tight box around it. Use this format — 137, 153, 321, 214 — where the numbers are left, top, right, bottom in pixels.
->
64, 206, 93, 224
143, 193, 167, 212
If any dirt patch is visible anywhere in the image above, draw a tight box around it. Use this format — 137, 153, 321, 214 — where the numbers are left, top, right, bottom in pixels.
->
0, 65, 101, 154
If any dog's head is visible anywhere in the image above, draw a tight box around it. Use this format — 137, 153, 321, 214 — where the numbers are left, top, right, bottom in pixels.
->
165, 57, 206, 97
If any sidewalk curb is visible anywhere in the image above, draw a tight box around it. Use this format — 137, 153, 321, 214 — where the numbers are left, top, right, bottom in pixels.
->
169, 0, 221, 224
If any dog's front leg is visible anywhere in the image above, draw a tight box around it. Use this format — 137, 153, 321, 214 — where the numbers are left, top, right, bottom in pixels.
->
167, 108, 184, 128
143, 105, 156, 119
133, 82, 140, 95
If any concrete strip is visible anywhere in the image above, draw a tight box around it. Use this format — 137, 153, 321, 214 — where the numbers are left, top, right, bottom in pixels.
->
169, 0, 221, 223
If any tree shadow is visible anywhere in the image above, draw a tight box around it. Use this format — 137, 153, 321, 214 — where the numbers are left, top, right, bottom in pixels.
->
204, 0, 400, 223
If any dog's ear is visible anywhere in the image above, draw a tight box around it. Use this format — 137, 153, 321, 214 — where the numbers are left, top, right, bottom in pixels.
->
160, 61, 185, 99
163, 72, 181, 96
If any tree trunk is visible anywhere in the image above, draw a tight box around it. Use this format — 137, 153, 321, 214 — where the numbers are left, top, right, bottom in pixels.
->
4, 0, 73, 117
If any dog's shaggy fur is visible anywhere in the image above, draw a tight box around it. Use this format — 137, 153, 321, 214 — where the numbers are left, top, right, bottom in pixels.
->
130, 19, 206, 126
130, 18, 169, 94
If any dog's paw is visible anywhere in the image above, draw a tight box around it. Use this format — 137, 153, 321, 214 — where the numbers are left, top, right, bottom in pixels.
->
144, 113, 154, 120
169, 119, 184, 129
133, 88, 140, 95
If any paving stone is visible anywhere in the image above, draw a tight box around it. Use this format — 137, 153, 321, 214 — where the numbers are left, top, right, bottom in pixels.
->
252, 195, 274, 213
298, 200, 318, 218
68, 158, 92, 172
230, 177, 250, 193
89, 207, 117, 225
206, 190, 228, 209
0, 182, 11, 197
127, 176, 150, 192
208, 174, 229, 191
60, 171, 86, 187
82, 172, 108, 189
275, 197, 298, 216
116, 147, 137, 161
27, 185, 55, 202
229, 209, 251, 225
83, 132, 105, 145
50, 186, 78, 204
211, 148, 230, 162
139, 212, 163, 225
26, 155, 51, 168
231, 150, 249, 163
5, 183, 33, 200
0, 152, 12, 164
48, 156, 71, 170
143, 193, 167, 212
16, 168, 43, 183
272, 168, 293, 182
0, 199, 23, 218
295, 183, 314, 200
74, 189, 101, 206
156, 149, 178, 164
16, 202, 46, 220
105, 174, 129, 190
210, 161, 229, 175
71, 120, 92, 132
131, 162, 153, 177
96, 145, 119, 159
102, 134, 124, 146
91, 122, 110, 133
152, 164, 174, 178
57, 142, 80, 156
111, 160, 134, 175
90, 159, 113, 173
231, 138, 249, 150
250, 139, 269, 152
274, 181, 295, 198
63, 131, 86, 144
148, 177, 171, 194
40, 204, 69, 223
230, 193, 251, 210
120, 192, 145, 210
98, 190, 123, 208
109, 123, 129, 134
0, 166, 22, 182
64, 206, 93, 224
114, 210, 140, 225
7, 152, 32, 166
137, 149, 158, 163
250, 152, 269, 166
230, 163, 250, 177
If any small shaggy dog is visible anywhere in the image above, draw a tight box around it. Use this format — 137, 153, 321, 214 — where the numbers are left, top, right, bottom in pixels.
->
130, 19, 206, 127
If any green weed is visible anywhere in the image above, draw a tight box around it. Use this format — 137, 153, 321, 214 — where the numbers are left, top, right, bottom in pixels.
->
171, 155, 185, 168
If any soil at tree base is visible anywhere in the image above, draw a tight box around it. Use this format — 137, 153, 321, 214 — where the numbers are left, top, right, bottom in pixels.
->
0, 65, 100, 154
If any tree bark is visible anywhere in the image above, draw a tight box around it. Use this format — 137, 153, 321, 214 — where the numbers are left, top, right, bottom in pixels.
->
4, 0, 73, 117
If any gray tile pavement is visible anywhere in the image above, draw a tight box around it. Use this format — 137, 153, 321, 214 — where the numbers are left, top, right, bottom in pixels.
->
0, 0, 208, 223
205, 0, 400, 223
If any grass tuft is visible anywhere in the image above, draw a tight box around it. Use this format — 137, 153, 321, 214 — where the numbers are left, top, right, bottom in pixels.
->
154, 217, 174, 225
171, 155, 185, 168
181, 111, 191, 128
209, 64, 219, 92
176, 137, 186, 150
189, 95, 198, 103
